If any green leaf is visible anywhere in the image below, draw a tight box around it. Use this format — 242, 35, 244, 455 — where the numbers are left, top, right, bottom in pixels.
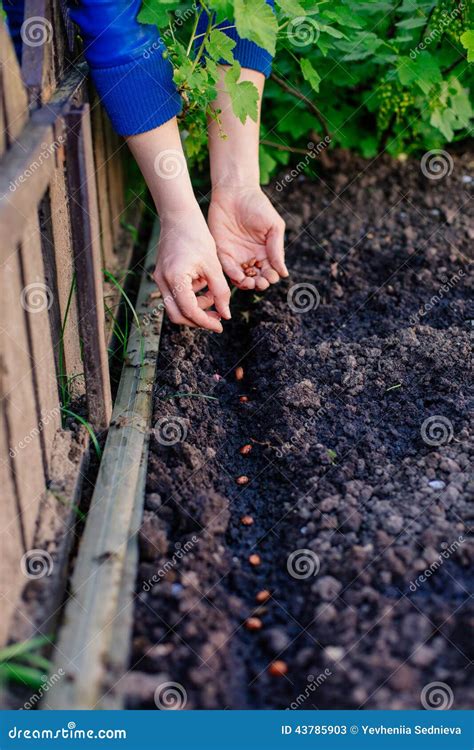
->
276, 0, 306, 16
460, 30, 474, 63
234, 0, 278, 55
138, 0, 179, 28
225, 63, 260, 123
206, 29, 236, 63
397, 52, 441, 94
300, 59, 321, 93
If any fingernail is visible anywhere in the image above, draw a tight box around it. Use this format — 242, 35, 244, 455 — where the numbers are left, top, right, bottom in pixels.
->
224, 305, 232, 319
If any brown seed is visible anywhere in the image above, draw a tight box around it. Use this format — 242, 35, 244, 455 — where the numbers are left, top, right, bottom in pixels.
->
268, 660, 288, 677
236, 475, 249, 486
255, 260, 263, 269
249, 553, 261, 566
248, 257, 257, 267
256, 589, 271, 603
239, 395, 249, 403
235, 366, 244, 381
242, 262, 249, 270
240, 444, 252, 455
245, 268, 257, 277
241, 514, 254, 526
245, 617, 263, 631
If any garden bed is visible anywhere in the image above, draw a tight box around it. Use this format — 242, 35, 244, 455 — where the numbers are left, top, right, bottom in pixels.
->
128, 151, 473, 710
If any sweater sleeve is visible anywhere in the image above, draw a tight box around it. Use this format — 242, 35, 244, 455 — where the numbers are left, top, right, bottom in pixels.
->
195, 0, 275, 77
69, 0, 182, 136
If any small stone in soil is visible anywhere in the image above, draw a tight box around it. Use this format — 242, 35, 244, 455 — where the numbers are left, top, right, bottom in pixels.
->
239, 396, 249, 403
241, 515, 254, 526
256, 590, 271, 603
236, 475, 250, 485
428, 480, 446, 490
268, 660, 288, 677
235, 366, 244, 380
249, 554, 261, 566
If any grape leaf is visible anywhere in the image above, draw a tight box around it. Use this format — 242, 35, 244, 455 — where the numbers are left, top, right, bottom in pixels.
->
234, 0, 278, 55
225, 62, 259, 123
206, 29, 236, 63
460, 30, 474, 63
300, 59, 321, 93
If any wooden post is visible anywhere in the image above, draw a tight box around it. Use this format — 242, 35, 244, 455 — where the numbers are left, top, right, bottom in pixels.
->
65, 106, 112, 431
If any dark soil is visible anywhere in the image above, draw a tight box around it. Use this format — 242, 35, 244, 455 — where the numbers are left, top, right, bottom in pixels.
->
128, 151, 473, 710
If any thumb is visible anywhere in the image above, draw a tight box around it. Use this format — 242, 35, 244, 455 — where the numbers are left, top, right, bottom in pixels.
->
266, 220, 289, 278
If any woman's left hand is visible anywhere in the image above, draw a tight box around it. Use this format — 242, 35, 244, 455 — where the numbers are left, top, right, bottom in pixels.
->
208, 186, 288, 291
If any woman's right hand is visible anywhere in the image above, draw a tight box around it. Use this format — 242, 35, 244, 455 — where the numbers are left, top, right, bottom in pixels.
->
154, 205, 231, 332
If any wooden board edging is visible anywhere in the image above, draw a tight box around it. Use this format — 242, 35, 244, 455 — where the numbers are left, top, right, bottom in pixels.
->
44, 221, 162, 710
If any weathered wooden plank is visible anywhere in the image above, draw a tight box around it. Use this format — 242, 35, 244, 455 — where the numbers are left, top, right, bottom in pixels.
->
0, 66, 86, 251
0, 405, 26, 647
45, 222, 162, 710
19, 212, 61, 476
1, 246, 47, 548
103, 117, 124, 245
21, 0, 55, 106
42, 154, 85, 401
65, 106, 112, 431
90, 100, 114, 268
11, 427, 90, 648
0, 21, 29, 144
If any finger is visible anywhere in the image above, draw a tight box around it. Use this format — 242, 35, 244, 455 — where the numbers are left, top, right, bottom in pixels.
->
266, 221, 289, 278
175, 280, 224, 332
255, 276, 270, 291
197, 292, 215, 310
219, 255, 248, 288
159, 280, 198, 328
205, 264, 232, 319
261, 265, 280, 285
192, 277, 208, 293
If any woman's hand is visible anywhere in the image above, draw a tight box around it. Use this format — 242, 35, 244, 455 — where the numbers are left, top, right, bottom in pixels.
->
154, 205, 231, 332
208, 186, 288, 291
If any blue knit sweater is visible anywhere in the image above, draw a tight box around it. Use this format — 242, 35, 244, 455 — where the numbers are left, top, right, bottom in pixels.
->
4, 0, 274, 136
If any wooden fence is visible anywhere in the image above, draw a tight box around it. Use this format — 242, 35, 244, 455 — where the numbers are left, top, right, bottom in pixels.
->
0, 4, 133, 646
